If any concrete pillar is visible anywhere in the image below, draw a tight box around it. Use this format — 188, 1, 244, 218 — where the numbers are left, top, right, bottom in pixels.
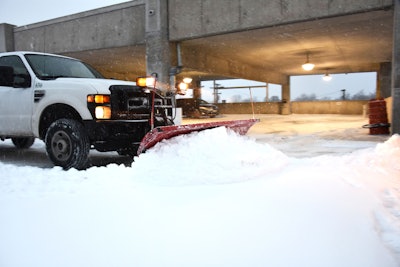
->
145, 0, 171, 92
378, 62, 392, 99
192, 79, 202, 99
280, 76, 291, 115
0, 24, 15, 52
392, 0, 400, 134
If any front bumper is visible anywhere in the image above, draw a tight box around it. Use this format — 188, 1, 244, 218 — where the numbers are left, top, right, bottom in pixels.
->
83, 119, 150, 152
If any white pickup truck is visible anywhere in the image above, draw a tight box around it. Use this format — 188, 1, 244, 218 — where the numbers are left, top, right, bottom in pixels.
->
0, 51, 175, 169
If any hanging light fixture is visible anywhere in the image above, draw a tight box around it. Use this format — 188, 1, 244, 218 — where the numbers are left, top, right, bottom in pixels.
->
302, 53, 315, 71
182, 77, 192, 84
322, 73, 332, 81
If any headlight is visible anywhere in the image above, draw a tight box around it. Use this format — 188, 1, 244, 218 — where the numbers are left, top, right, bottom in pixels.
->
95, 106, 111, 119
87, 94, 110, 104
88, 94, 112, 119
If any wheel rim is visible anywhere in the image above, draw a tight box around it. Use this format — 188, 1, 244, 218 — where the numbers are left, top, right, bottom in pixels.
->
50, 130, 72, 162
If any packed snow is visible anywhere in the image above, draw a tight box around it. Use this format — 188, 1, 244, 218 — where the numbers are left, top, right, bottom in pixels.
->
0, 115, 400, 267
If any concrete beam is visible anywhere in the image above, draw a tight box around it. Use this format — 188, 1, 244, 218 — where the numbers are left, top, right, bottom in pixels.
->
169, 0, 393, 40
392, 0, 400, 134
180, 47, 286, 84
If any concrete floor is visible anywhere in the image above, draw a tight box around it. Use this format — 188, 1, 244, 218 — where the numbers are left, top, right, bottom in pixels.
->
183, 114, 391, 157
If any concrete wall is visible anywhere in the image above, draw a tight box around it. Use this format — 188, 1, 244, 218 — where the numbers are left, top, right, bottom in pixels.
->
218, 102, 281, 114
0, 24, 15, 52
291, 100, 368, 115
169, 0, 392, 40
218, 100, 369, 115
13, 1, 146, 53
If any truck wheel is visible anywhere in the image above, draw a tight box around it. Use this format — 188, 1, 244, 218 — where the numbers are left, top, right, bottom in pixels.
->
11, 137, 35, 149
45, 119, 90, 170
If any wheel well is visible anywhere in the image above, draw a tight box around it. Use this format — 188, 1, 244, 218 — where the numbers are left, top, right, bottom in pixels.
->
39, 104, 82, 140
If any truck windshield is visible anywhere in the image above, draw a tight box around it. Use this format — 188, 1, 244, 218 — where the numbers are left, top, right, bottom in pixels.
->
25, 54, 104, 80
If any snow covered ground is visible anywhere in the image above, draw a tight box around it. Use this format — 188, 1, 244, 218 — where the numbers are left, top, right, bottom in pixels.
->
0, 114, 399, 267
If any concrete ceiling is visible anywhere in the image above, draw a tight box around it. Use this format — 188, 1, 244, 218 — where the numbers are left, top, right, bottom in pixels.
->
179, 9, 394, 83
68, 8, 393, 84
66, 45, 147, 81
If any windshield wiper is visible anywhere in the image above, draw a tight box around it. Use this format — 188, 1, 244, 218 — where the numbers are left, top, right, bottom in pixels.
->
39, 75, 74, 80
40, 75, 66, 80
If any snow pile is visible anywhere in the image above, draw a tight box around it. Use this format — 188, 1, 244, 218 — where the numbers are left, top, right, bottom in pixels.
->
0, 129, 400, 267
358, 136, 400, 261
133, 127, 289, 185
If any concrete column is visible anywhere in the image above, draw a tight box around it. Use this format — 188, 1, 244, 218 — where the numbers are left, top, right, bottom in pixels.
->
378, 62, 392, 99
145, 0, 171, 92
192, 79, 202, 99
280, 76, 291, 115
0, 24, 15, 52
392, 0, 400, 134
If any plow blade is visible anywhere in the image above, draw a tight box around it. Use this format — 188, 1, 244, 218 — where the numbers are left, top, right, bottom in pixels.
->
137, 119, 259, 155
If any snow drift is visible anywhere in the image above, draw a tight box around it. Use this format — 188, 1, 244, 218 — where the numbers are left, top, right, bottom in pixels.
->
0, 128, 400, 267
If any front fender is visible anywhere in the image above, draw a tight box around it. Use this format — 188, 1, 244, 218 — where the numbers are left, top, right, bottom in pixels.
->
32, 95, 93, 137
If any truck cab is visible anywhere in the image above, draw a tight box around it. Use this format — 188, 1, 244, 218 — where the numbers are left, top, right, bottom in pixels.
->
0, 51, 174, 169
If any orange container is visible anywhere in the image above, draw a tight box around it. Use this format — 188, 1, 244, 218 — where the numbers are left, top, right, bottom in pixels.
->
368, 99, 390, 135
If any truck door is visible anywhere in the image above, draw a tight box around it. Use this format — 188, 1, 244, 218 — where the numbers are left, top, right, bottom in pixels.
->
0, 55, 33, 136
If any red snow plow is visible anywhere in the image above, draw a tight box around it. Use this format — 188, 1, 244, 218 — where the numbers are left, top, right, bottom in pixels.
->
137, 118, 259, 155
129, 76, 259, 156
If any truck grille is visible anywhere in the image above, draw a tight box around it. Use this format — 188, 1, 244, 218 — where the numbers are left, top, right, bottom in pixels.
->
109, 85, 173, 121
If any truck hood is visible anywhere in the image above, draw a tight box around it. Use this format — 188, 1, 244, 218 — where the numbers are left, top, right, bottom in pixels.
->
48, 78, 137, 94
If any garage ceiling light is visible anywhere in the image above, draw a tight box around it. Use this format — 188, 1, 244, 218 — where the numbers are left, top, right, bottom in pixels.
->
323, 73, 332, 81
302, 53, 315, 71
183, 77, 192, 84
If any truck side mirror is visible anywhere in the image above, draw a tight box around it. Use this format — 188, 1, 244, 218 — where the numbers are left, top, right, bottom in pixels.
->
0, 66, 14, 87
14, 73, 31, 88
0, 66, 31, 88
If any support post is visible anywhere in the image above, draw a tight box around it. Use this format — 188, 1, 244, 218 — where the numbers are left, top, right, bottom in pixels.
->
378, 62, 392, 99
145, 0, 171, 92
192, 79, 202, 99
392, 0, 400, 134
280, 76, 291, 115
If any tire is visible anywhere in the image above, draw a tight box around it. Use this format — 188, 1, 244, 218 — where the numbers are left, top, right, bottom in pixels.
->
11, 137, 35, 149
45, 119, 90, 170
